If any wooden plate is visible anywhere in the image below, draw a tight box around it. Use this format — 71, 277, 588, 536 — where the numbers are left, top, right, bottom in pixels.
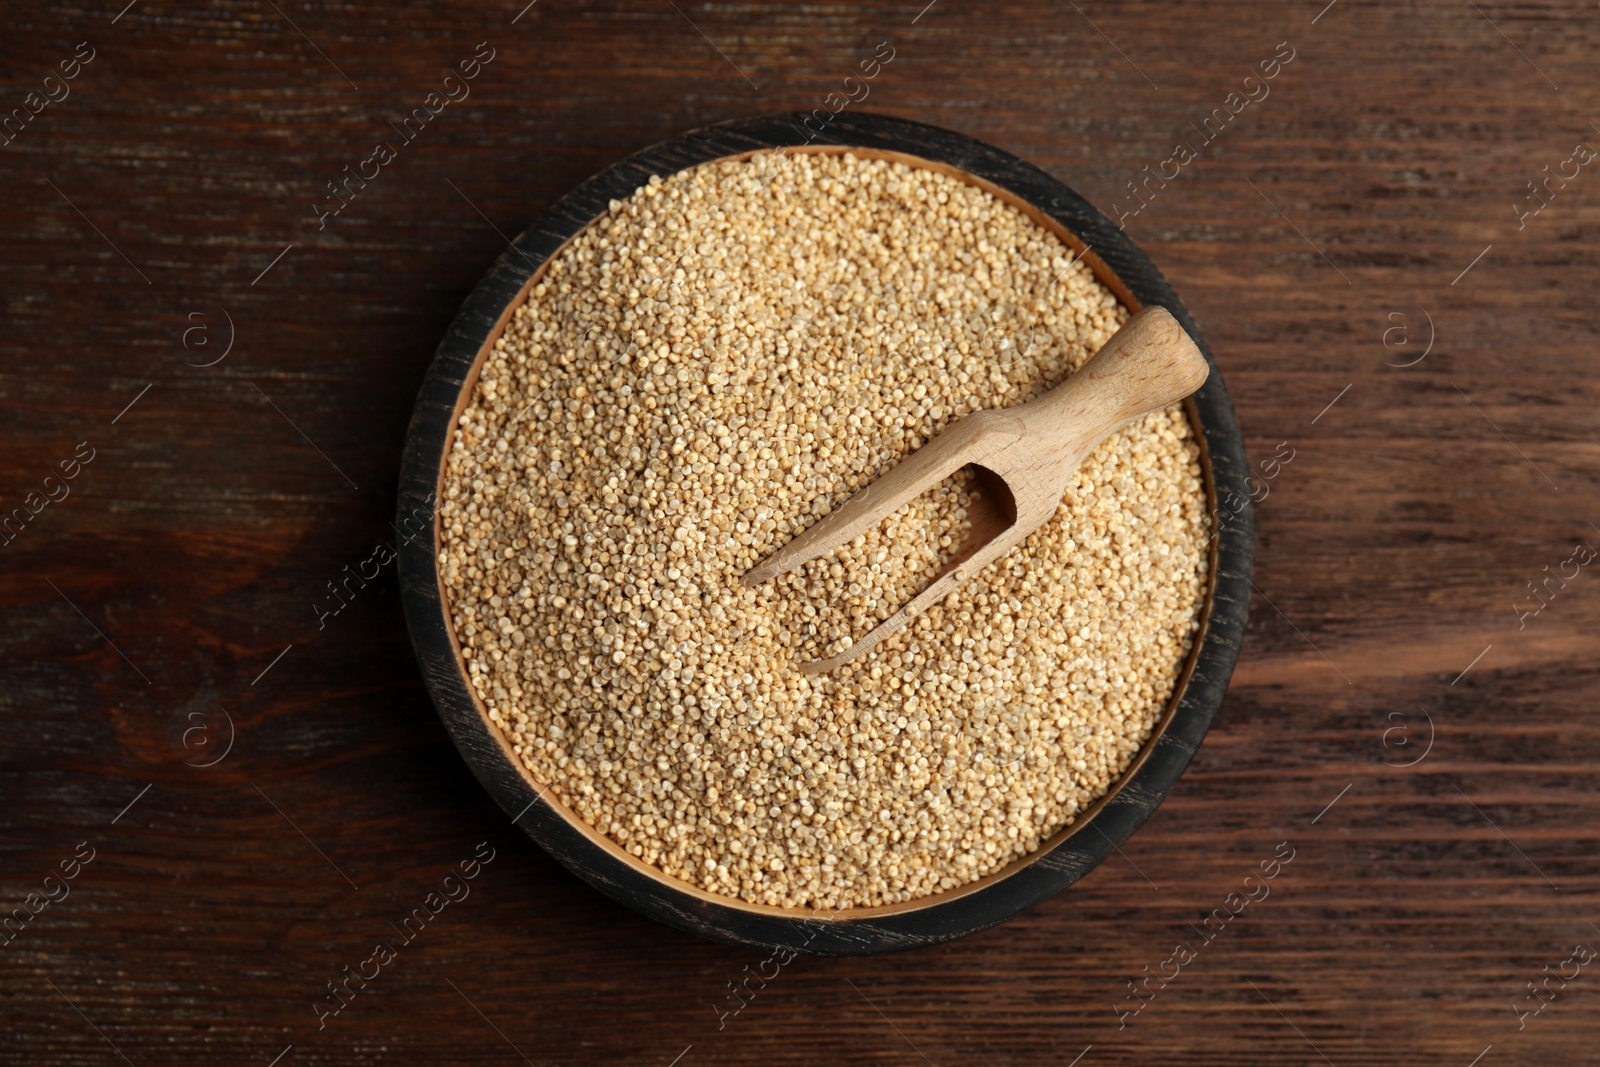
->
397, 112, 1255, 955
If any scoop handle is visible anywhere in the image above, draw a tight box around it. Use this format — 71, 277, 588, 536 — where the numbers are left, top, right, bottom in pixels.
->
1019, 306, 1210, 469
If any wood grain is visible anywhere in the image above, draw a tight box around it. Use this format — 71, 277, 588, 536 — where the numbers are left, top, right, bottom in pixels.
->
1, 0, 1596, 1063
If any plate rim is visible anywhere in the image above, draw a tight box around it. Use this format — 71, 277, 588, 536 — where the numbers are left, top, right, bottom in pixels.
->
396, 110, 1255, 956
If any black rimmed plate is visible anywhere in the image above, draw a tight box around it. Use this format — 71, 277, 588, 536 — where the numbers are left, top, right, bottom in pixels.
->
397, 111, 1254, 956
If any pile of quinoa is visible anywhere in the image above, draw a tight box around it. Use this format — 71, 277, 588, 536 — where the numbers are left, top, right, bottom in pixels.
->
439, 150, 1209, 910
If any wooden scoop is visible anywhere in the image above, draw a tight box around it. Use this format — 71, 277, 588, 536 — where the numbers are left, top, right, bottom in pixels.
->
743, 305, 1210, 676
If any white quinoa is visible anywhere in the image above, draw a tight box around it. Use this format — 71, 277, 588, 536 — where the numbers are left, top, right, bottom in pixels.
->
439, 150, 1209, 910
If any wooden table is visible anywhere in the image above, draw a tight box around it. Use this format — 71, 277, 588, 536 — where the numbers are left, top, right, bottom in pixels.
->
3, 1, 1596, 1063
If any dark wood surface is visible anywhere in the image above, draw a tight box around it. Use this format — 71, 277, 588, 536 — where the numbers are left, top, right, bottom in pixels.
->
2, 1, 1596, 1064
